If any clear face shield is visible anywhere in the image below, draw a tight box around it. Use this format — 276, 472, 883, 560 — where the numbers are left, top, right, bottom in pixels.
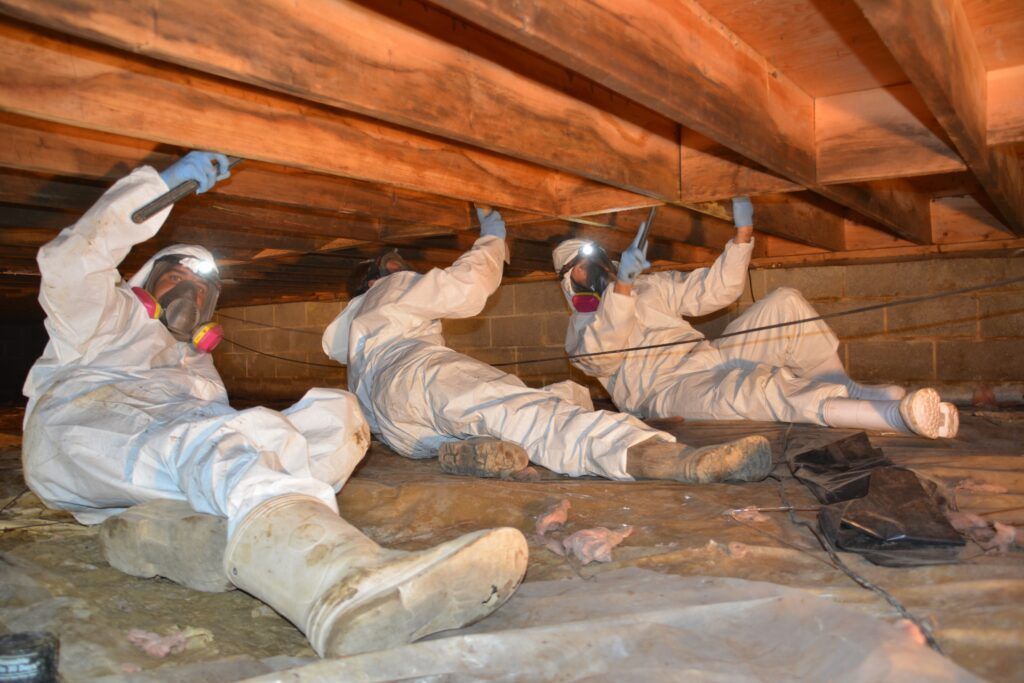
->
141, 255, 222, 343
557, 243, 616, 312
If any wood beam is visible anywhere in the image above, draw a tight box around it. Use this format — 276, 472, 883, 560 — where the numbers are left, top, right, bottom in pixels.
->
0, 113, 479, 230
0, 19, 614, 216
0, 0, 680, 200
431, 0, 814, 184
680, 130, 802, 202
815, 84, 967, 183
987, 65, 1024, 146
855, 0, 1024, 234
748, 193, 847, 251
931, 195, 1016, 243
430, 0, 935, 241
817, 179, 934, 244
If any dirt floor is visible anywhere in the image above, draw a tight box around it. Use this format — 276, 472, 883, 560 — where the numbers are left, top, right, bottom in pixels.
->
1, 406, 1022, 681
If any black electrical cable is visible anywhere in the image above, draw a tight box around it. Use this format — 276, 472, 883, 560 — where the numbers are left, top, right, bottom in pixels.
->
495, 273, 1024, 368
216, 274, 1024, 370
220, 337, 342, 369
774, 474, 943, 652
216, 311, 324, 335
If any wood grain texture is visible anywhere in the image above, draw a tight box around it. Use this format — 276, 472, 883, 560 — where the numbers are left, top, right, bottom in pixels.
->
431, 0, 815, 184
855, 0, 1024, 234
816, 85, 966, 183
694, 0, 907, 97
680, 129, 802, 201
430, 1, 945, 240
0, 0, 680, 199
987, 65, 1024, 146
0, 19, 600, 215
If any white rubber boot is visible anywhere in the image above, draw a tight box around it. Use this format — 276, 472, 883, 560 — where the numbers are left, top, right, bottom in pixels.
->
224, 494, 528, 658
899, 388, 956, 439
938, 402, 960, 439
804, 354, 906, 401
822, 397, 905, 433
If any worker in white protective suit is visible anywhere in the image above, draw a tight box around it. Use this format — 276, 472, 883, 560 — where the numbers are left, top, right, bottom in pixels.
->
554, 197, 959, 440
322, 206, 772, 485
21, 151, 528, 659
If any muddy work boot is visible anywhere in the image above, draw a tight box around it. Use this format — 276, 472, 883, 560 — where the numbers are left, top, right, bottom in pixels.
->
99, 499, 232, 593
626, 436, 773, 484
438, 437, 530, 479
225, 494, 528, 658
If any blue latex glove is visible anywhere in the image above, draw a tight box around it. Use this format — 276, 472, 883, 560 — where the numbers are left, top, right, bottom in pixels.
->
476, 207, 506, 240
617, 231, 651, 284
160, 151, 231, 194
732, 196, 754, 228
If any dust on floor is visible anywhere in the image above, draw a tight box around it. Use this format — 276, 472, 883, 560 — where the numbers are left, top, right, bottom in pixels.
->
1, 407, 1022, 681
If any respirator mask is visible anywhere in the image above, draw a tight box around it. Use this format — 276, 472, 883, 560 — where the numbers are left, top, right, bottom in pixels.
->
557, 242, 616, 313
133, 255, 223, 352
350, 249, 415, 296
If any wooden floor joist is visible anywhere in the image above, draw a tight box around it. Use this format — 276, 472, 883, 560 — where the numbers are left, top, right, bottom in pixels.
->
0, 0, 1020, 310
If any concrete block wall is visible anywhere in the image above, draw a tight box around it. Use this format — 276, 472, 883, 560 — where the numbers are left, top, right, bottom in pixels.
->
212, 255, 1024, 406
745, 256, 1024, 403
213, 300, 348, 403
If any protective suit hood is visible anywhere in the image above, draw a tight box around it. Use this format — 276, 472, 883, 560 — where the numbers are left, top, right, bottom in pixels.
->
127, 244, 218, 290
555, 239, 617, 313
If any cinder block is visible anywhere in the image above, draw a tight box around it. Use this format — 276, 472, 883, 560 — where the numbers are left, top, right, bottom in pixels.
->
306, 300, 346, 328
442, 317, 491, 349
261, 327, 291, 352
213, 353, 246, 380
978, 292, 1024, 338
274, 302, 307, 329
515, 345, 572, 378
936, 340, 1024, 381
847, 340, 935, 382
496, 312, 570, 347
885, 295, 977, 338
542, 312, 571, 346
764, 265, 844, 300
480, 284, 514, 316
513, 281, 569, 315
735, 271, 759, 305
748, 268, 769, 301
807, 300, 885, 339
247, 353, 276, 379
273, 356, 311, 380
227, 328, 261, 350
460, 347, 517, 368
845, 257, 1006, 298
244, 304, 275, 327
290, 329, 325, 355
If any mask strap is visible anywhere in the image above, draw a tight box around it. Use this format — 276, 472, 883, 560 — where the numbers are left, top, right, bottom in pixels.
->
132, 287, 162, 319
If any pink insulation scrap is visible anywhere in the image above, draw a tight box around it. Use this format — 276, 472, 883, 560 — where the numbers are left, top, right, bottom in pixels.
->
953, 479, 1008, 495
980, 523, 1019, 554
945, 509, 1021, 555
561, 526, 634, 565
126, 627, 213, 658
535, 499, 571, 536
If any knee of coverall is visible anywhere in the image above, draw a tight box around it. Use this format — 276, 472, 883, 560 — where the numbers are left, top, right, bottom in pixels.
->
763, 286, 812, 310
282, 388, 371, 490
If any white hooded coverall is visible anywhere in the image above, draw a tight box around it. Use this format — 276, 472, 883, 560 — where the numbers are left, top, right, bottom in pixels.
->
563, 240, 848, 424
322, 235, 672, 480
22, 168, 370, 534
